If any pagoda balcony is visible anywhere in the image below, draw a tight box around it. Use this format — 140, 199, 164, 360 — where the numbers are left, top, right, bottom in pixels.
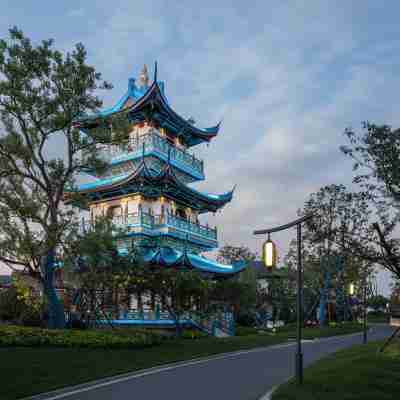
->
82, 211, 217, 247
90, 130, 204, 179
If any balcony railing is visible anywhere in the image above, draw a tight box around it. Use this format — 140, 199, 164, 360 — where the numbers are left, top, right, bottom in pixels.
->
82, 211, 217, 243
90, 130, 204, 177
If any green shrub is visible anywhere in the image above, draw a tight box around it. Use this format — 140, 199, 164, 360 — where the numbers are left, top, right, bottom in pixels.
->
0, 288, 26, 321
0, 325, 164, 349
236, 312, 256, 327
0, 286, 46, 327
235, 325, 258, 336
181, 329, 208, 339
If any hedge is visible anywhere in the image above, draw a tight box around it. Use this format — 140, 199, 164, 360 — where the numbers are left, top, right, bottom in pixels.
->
0, 325, 164, 349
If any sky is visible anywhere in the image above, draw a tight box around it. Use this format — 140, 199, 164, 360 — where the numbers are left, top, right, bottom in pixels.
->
1, 0, 399, 294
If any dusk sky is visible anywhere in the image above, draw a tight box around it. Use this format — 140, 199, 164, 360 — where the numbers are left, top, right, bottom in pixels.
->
1, 1, 399, 294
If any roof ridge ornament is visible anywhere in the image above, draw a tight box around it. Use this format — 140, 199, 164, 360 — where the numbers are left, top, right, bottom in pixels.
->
138, 64, 149, 88
153, 61, 158, 83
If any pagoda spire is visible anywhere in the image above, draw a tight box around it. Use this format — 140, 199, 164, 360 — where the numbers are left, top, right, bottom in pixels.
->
138, 64, 149, 88
153, 61, 158, 83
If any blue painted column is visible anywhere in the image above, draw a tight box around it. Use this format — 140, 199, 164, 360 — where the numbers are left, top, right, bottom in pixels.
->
43, 249, 65, 329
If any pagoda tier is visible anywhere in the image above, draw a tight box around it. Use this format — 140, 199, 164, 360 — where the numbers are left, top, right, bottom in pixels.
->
70, 156, 234, 214
75, 63, 220, 148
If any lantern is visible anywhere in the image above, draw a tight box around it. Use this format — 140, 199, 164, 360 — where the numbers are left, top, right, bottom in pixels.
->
349, 283, 355, 296
262, 235, 277, 269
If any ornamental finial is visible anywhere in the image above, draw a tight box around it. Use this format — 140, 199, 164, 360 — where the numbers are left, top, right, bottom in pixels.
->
138, 64, 149, 88
153, 61, 158, 83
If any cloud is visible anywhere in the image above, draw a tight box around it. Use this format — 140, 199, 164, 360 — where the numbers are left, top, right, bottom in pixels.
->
66, 8, 85, 18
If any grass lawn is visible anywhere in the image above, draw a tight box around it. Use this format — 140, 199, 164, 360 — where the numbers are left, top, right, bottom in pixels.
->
367, 313, 390, 324
0, 322, 365, 400
272, 340, 400, 400
274, 322, 366, 340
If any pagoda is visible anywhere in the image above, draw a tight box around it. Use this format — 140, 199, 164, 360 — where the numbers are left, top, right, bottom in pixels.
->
70, 64, 245, 326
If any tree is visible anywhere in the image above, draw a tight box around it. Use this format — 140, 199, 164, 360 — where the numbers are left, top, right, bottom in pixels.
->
216, 245, 257, 321
390, 279, 400, 305
217, 245, 256, 265
0, 27, 113, 328
63, 218, 134, 325
295, 184, 375, 324
144, 268, 209, 336
341, 122, 400, 280
367, 294, 389, 311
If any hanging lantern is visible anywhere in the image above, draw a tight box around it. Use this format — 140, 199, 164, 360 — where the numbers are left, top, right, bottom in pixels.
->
349, 283, 355, 296
262, 234, 277, 269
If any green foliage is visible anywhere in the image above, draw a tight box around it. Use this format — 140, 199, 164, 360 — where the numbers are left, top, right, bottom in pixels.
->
0, 287, 26, 321
0, 27, 121, 327
236, 312, 256, 327
301, 184, 374, 264
144, 268, 209, 331
341, 123, 400, 280
217, 245, 256, 265
0, 277, 46, 326
292, 184, 375, 306
368, 295, 389, 310
235, 325, 258, 336
211, 278, 256, 317
0, 325, 163, 348
180, 329, 208, 340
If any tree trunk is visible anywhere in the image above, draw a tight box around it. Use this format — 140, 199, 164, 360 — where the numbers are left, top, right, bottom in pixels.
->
43, 249, 65, 329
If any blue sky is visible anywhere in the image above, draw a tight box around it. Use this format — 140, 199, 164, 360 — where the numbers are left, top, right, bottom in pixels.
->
1, 0, 400, 294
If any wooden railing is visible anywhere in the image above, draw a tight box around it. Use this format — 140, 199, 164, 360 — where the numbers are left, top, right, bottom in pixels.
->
87, 130, 204, 176
81, 211, 217, 242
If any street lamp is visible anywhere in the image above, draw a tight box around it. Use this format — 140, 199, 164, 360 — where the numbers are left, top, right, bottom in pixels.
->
254, 213, 314, 385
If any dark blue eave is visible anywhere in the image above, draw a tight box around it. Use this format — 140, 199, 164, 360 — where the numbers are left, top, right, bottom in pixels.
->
67, 159, 235, 213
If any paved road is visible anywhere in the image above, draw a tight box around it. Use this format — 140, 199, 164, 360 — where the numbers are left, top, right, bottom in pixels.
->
33, 325, 393, 400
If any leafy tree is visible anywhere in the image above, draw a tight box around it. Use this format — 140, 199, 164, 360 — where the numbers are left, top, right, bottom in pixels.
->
210, 278, 256, 322
293, 184, 375, 324
64, 218, 134, 324
390, 279, 400, 305
341, 122, 400, 280
144, 268, 209, 336
262, 263, 297, 323
216, 245, 257, 321
367, 294, 389, 311
299, 184, 375, 285
0, 276, 45, 325
217, 245, 256, 265
0, 27, 112, 328
0, 287, 25, 322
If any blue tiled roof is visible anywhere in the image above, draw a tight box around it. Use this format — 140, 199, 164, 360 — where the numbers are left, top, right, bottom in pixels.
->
136, 246, 246, 275
75, 65, 220, 146
72, 158, 234, 210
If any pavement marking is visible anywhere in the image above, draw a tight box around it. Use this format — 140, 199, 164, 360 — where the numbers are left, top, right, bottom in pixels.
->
259, 386, 277, 400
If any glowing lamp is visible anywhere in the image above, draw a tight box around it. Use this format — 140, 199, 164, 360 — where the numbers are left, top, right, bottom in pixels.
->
349, 283, 355, 296
262, 235, 277, 269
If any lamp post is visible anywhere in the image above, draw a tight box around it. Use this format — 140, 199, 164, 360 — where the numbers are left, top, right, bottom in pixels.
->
363, 273, 368, 345
254, 213, 314, 385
